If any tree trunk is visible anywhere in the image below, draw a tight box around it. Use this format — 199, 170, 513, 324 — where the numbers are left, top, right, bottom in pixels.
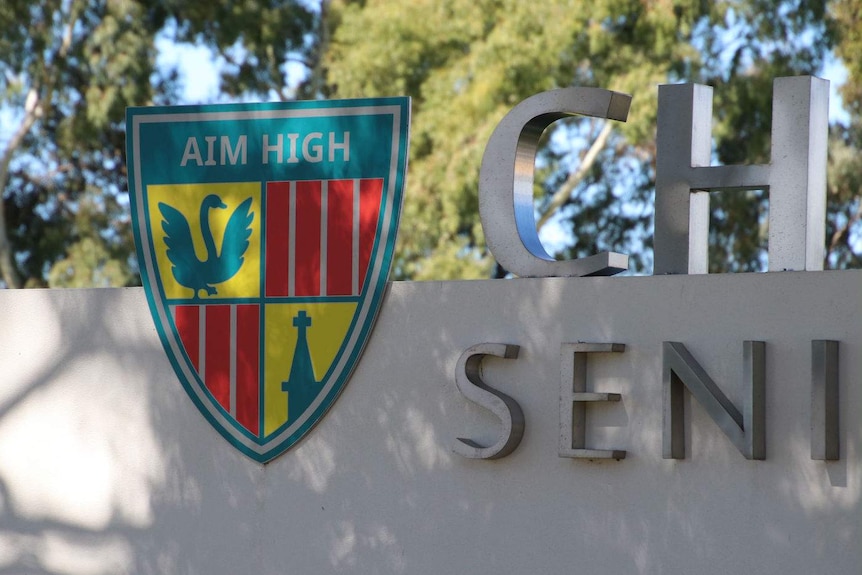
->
0, 88, 41, 288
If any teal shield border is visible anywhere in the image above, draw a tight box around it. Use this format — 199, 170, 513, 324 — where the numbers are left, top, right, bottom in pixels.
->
126, 98, 410, 462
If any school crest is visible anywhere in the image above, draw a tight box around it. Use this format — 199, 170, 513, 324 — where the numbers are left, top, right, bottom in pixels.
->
126, 99, 410, 462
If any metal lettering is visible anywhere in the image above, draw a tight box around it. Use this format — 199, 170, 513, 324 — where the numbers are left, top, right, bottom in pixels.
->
811, 340, 840, 460
663, 341, 766, 460
478, 87, 631, 277
655, 76, 829, 274
559, 343, 626, 460
453, 343, 524, 460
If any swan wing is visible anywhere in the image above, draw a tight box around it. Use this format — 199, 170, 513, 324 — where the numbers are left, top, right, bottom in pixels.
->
214, 196, 254, 282
158, 202, 201, 286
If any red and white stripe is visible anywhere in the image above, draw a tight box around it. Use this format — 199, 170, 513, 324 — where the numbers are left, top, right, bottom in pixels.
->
172, 304, 260, 435
265, 179, 383, 298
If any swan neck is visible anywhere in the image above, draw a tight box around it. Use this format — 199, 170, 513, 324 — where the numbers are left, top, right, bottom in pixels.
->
201, 203, 218, 261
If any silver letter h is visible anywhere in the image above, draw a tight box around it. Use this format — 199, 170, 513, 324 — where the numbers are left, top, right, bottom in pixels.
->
654, 76, 829, 274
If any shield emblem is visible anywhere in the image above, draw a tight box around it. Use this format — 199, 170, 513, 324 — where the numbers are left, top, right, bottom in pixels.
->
126, 99, 410, 462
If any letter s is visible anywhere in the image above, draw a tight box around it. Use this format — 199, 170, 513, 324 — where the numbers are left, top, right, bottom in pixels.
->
453, 343, 524, 460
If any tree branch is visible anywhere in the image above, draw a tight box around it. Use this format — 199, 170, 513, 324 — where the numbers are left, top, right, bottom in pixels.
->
536, 120, 614, 231
0, 0, 82, 288
0, 88, 43, 288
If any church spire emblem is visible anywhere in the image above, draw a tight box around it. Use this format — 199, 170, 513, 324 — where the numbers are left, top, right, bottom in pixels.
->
282, 311, 322, 423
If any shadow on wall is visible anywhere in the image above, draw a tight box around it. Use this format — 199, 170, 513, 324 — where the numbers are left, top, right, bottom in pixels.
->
0, 288, 174, 574
308, 276, 861, 574
0, 277, 857, 574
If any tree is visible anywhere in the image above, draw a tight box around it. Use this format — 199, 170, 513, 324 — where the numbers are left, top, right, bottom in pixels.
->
2, 1, 859, 287
825, 0, 862, 268
323, 0, 860, 278
695, 0, 835, 271
324, 0, 708, 277
0, 0, 317, 287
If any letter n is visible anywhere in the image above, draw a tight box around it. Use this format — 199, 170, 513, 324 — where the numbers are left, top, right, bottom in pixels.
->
663, 341, 765, 460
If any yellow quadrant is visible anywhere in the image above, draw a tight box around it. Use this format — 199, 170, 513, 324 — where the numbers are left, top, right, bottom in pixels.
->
264, 302, 357, 436
147, 182, 261, 300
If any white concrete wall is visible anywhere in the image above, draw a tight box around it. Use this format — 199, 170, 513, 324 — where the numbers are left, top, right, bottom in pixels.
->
0, 271, 859, 574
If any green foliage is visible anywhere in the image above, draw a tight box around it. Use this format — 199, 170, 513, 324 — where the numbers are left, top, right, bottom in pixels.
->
325, 0, 722, 278
0, 0, 315, 288
0, 0, 164, 287
1, 0, 860, 288
833, 0, 862, 119
695, 0, 837, 271
164, 0, 318, 99
325, 0, 860, 277
825, 0, 862, 269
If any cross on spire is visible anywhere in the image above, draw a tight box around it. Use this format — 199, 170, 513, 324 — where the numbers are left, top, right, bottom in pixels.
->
293, 310, 312, 329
